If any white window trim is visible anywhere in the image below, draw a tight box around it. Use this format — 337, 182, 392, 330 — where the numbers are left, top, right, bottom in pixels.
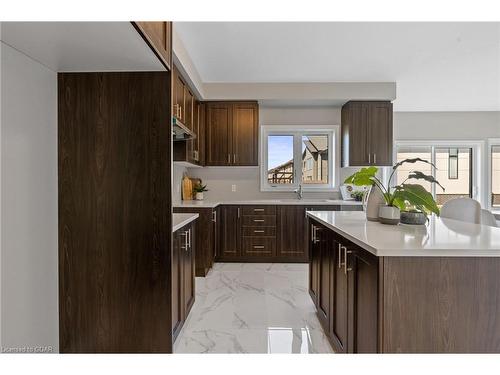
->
487, 138, 500, 212
394, 140, 485, 207
260, 125, 340, 192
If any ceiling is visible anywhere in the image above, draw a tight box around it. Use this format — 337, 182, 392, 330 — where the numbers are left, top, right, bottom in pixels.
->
0, 22, 165, 72
174, 22, 500, 111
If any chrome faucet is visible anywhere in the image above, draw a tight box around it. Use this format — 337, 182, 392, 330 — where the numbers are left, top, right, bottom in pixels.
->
294, 184, 303, 200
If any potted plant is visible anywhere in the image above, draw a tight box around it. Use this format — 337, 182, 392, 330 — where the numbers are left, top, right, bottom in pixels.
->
193, 183, 208, 200
345, 158, 444, 225
351, 190, 365, 202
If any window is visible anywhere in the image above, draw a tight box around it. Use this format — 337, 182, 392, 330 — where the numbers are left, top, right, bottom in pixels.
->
261, 126, 337, 191
395, 141, 481, 207
490, 141, 500, 209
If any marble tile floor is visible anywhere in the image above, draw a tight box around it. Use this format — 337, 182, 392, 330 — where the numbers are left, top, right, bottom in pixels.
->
173, 263, 334, 354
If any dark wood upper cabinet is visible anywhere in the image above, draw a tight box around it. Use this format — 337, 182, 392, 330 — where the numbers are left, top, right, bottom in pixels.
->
173, 66, 186, 122
205, 102, 259, 166
341, 101, 393, 167
184, 89, 194, 131
232, 102, 259, 166
206, 103, 232, 166
133, 22, 172, 70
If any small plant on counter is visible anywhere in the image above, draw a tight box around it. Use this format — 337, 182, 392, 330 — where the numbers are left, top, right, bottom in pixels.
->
193, 183, 208, 200
344, 159, 445, 224
351, 191, 365, 202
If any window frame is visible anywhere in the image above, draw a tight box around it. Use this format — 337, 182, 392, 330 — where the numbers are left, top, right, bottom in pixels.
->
487, 138, 500, 212
394, 140, 484, 207
260, 125, 339, 192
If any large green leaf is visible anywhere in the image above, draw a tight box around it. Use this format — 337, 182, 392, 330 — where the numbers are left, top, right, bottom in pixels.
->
344, 166, 378, 186
393, 157, 436, 171
394, 184, 440, 215
408, 171, 445, 191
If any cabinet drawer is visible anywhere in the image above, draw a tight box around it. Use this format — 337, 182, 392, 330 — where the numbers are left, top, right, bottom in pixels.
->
241, 237, 275, 256
241, 215, 276, 227
242, 226, 276, 237
241, 205, 276, 216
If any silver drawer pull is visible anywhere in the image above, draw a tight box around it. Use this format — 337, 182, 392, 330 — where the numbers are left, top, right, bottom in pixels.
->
254, 230, 265, 233
254, 208, 265, 212
253, 245, 265, 249
253, 219, 265, 222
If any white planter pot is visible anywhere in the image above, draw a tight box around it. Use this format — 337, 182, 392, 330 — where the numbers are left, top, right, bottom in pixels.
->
378, 205, 400, 225
195, 192, 204, 200
363, 185, 385, 222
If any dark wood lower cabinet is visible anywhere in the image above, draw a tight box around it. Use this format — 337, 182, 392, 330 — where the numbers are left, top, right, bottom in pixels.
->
172, 221, 196, 342
219, 205, 241, 259
309, 216, 500, 353
174, 207, 216, 276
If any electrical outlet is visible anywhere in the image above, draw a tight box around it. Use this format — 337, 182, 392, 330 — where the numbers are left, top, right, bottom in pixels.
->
231, 184, 237, 192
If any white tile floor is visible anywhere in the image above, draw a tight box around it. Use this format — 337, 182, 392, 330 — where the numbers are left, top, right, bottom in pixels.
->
173, 263, 334, 354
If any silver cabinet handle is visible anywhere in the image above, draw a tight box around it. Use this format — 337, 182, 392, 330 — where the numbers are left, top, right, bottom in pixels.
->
188, 228, 191, 249
181, 231, 188, 250
238, 207, 240, 218
254, 230, 265, 233
368, 153, 371, 164
212, 210, 217, 223
338, 243, 342, 269
253, 245, 265, 249
344, 246, 352, 274
233, 154, 236, 164
254, 208, 265, 212
374, 153, 377, 164
253, 219, 264, 222
228, 154, 231, 164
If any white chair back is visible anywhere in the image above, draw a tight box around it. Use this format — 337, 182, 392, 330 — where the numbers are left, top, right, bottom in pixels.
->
441, 198, 481, 224
481, 209, 498, 227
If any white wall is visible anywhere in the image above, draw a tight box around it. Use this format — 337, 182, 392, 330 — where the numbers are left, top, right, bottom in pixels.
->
0, 42, 58, 352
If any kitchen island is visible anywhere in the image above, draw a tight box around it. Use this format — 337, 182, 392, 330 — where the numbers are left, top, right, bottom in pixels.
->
307, 211, 500, 353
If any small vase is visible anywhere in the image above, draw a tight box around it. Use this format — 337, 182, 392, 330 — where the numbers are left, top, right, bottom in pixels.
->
195, 192, 204, 200
400, 211, 427, 225
364, 185, 385, 221
378, 205, 400, 225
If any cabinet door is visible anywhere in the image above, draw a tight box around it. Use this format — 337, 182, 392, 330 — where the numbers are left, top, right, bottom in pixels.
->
308, 222, 320, 307
172, 230, 183, 339
184, 89, 194, 131
277, 206, 308, 261
330, 238, 349, 353
206, 103, 232, 166
134, 22, 172, 70
232, 102, 258, 166
198, 103, 206, 165
341, 102, 369, 167
182, 225, 195, 319
368, 102, 393, 166
317, 227, 331, 332
173, 68, 185, 121
219, 206, 240, 259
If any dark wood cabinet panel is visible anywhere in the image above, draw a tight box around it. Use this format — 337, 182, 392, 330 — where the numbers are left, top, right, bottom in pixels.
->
241, 215, 276, 227
173, 67, 185, 122
232, 102, 259, 165
171, 230, 183, 339
277, 206, 308, 261
182, 225, 195, 319
242, 226, 276, 237
317, 227, 331, 332
241, 237, 276, 257
184, 89, 194, 131
330, 238, 349, 353
368, 102, 393, 166
58, 72, 172, 353
205, 102, 258, 166
309, 222, 320, 307
206, 103, 232, 166
174, 207, 216, 277
219, 206, 241, 259
241, 205, 276, 216
341, 101, 393, 167
133, 22, 172, 70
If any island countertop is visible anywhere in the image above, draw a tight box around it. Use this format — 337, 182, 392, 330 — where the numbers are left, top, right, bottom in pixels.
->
173, 199, 363, 208
307, 211, 500, 257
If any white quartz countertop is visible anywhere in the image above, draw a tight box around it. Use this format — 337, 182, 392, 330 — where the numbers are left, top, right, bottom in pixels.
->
173, 213, 199, 232
174, 199, 363, 208
307, 211, 500, 257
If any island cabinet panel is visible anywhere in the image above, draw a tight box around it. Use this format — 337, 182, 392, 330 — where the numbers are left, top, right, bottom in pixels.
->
174, 207, 216, 276
382, 257, 500, 353
317, 226, 332, 332
330, 237, 349, 353
309, 222, 321, 306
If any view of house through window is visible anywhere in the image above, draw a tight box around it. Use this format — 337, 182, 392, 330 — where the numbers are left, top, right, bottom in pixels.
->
264, 130, 333, 189
492, 145, 500, 208
396, 145, 473, 206
267, 135, 294, 184
301, 135, 329, 184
